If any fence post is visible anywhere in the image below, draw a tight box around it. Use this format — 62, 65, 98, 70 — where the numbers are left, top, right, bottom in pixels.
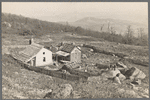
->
62, 73, 64, 79
65, 73, 66, 80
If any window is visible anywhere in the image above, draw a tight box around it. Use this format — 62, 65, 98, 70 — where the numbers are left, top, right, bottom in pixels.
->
43, 52, 45, 54
43, 57, 46, 62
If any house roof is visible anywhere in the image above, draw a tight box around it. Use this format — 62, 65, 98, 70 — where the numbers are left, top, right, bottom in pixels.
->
13, 43, 43, 62
50, 46, 58, 53
61, 44, 76, 53
38, 42, 58, 53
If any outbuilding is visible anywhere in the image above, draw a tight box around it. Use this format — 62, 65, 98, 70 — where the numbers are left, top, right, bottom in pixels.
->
56, 43, 81, 63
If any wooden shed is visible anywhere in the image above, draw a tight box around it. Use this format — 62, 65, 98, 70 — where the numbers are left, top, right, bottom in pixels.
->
56, 44, 81, 63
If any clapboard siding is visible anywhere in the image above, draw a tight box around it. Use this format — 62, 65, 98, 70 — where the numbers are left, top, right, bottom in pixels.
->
71, 47, 81, 63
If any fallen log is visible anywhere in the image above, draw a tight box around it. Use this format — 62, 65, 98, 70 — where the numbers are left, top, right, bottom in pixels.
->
61, 65, 99, 77
95, 63, 109, 69
83, 44, 127, 58
125, 58, 149, 67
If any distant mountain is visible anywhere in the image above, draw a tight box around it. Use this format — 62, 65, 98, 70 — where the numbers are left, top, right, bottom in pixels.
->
59, 17, 148, 37
2, 13, 148, 46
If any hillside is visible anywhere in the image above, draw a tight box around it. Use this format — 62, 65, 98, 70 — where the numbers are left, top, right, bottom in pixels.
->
1, 13, 148, 46
2, 13, 149, 99
60, 17, 148, 37
1, 13, 76, 36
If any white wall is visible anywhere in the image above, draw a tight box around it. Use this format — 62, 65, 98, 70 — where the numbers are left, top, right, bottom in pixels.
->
71, 47, 81, 63
35, 48, 53, 66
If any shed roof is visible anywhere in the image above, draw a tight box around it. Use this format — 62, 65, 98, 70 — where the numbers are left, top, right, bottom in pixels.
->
61, 44, 76, 53
56, 51, 70, 57
13, 43, 43, 62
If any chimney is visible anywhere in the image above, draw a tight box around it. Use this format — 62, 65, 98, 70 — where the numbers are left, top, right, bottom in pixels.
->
29, 38, 34, 45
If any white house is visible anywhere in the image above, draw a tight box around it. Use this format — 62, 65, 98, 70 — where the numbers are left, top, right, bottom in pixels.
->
13, 43, 53, 66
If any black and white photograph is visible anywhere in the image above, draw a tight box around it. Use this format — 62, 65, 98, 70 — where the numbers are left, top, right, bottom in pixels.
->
1, 2, 149, 99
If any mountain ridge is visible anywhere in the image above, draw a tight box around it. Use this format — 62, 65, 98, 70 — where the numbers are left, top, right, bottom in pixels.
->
58, 17, 148, 37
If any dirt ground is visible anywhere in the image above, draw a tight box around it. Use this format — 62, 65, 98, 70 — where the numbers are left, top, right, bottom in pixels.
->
2, 32, 149, 99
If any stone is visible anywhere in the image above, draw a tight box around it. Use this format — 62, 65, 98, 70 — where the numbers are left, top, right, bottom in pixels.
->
112, 54, 115, 57
130, 83, 139, 91
135, 70, 146, 80
14, 72, 18, 75
117, 88, 141, 98
90, 49, 94, 52
136, 95, 143, 98
125, 67, 146, 80
88, 76, 101, 82
125, 90, 137, 96
119, 68, 128, 75
138, 88, 149, 95
117, 88, 125, 94
132, 86, 139, 91
44, 84, 73, 99
82, 54, 87, 59
103, 68, 120, 78
71, 91, 81, 99
47, 89, 53, 93
80, 44, 83, 46
54, 84, 73, 99
114, 76, 121, 84
129, 76, 135, 81
14, 95, 28, 99
116, 62, 128, 69
124, 67, 137, 78
140, 93, 149, 98
91, 63, 95, 66
84, 69, 87, 72
3, 87, 6, 91
43, 89, 53, 99
143, 89, 149, 94
131, 79, 141, 85
118, 73, 126, 81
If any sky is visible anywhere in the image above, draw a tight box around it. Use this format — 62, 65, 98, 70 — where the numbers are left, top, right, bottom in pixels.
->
2, 2, 148, 24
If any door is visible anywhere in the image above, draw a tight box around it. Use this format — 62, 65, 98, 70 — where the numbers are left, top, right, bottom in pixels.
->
71, 53, 74, 62
33, 57, 36, 66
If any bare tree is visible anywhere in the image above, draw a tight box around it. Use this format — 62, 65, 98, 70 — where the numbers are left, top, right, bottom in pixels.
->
125, 25, 134, 44
100, 24, 104, 32
126, 25, 133, 38
107, 21, 110, 32
110, 26, 116, 34
137, 28, 144, 39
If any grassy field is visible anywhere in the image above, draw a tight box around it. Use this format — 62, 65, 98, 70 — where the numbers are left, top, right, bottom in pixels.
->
2, 54, 149, 99
2, 30, 149, 99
